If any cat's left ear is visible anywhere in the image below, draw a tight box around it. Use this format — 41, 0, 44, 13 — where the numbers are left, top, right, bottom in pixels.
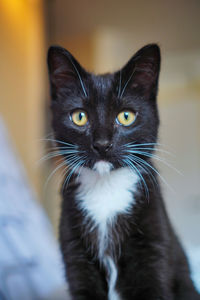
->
47, 46, 88, 100
118, 44, 161, 99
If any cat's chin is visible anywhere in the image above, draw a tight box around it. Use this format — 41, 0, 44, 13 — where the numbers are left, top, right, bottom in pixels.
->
93, 161, 113, 175
73, 160, 114, 177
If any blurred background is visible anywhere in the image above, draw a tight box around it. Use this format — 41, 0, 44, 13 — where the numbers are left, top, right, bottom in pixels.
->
0, 0, 200, 297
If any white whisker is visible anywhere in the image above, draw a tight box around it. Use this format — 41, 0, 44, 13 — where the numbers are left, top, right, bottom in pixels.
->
117, 70, 122, 98
128, 154, 174, 193
122, 157, 149, 200
120, 68, 136, 98
62, 158, 86, 191
66, 54, 88, 98
125, 150, 181, 175
40, 138, 78, 148
44, 159, 67, 192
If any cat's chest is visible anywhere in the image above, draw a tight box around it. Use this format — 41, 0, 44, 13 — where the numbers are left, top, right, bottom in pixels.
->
76, 165, 138, 229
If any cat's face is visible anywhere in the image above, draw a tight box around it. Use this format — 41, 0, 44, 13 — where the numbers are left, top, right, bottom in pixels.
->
48, 44, 160, 173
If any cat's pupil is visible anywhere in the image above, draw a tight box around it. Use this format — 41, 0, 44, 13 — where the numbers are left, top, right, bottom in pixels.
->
79, 113, 83, 120
124, 112, 129, 120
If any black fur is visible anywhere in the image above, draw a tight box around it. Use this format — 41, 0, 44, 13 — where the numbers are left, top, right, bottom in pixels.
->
47, 44, 200, 300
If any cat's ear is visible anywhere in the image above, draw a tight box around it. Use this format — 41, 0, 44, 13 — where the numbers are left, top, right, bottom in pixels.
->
47, 46, 87, 99
118, 44, 161, 99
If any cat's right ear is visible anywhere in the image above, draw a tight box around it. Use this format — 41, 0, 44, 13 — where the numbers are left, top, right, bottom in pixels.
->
47, 46, 88, 99
117, 44, 161, 100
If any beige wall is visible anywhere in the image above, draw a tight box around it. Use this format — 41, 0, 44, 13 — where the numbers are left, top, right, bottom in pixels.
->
0, 0, 46, 197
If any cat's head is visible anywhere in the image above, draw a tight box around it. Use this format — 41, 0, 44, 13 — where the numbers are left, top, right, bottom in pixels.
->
47, 44, 160, 175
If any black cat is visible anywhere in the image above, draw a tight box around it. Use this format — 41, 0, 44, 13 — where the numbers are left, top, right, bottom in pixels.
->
47, 44, 200, 300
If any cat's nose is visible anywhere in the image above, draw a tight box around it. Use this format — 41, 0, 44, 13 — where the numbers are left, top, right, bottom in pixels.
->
92, 139, 112, 154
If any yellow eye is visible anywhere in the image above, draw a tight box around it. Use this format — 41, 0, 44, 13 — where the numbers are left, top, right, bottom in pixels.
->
71, 110, 88, 126
117, 111, 136, 126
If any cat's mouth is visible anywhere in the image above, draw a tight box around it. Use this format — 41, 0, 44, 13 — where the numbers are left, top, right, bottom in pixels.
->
93, 161, 113, 175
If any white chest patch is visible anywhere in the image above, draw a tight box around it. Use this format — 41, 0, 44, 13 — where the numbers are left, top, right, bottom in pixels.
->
76, 162, 139, 300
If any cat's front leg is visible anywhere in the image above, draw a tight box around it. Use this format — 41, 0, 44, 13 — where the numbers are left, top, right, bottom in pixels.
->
66, 261, 107, 300
117, 255, 174, 300
118, 275, 174, 300
131, 291, 173, 300
119, 288, 173, 300
61, 239, 108, 300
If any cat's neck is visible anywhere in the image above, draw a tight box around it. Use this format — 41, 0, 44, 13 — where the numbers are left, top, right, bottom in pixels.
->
76, 165, 139, 223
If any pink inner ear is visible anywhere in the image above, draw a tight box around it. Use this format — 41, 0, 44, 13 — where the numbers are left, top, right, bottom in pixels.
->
132, 60, 158, 90
51, 65, 77, 89
53, 65, 75, 78
132, 83, 138, 88
135, 59, 157, 75
132, 71, 156, 93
